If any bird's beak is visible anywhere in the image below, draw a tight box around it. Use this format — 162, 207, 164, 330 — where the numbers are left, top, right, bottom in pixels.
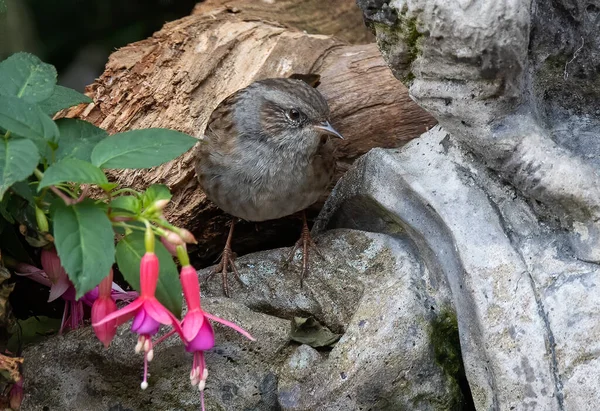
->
314, 121, 344, 139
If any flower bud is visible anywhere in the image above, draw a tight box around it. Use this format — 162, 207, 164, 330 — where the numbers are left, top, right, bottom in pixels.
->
9, 376, 23, 410
35, 206, 49, 233
153, 199, 170, 211
176, 228, 197, 244
92, 295, 118, 348
40, 248, 67, 284
160, 235, 182, 257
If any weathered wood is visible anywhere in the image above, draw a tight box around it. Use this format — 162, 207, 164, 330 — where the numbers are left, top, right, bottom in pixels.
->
64, 2, 436, 265
192, 0, 375, 44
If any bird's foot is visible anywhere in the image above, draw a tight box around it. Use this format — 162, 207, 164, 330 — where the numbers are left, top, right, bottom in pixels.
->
284, 212, 324, 287
205, 246, 243, 297
204, 219, 243, 297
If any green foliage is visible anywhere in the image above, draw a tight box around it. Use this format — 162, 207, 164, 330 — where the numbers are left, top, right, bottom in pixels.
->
53, 199, 115, 298
7, 316, 62, 353
91, 128, 198, 169
39, 158, 108, 189
54, 119, 107, 162
38, 86, 92, 116
0, 51, 200, 311
0, 138, 39, 199
110, 195, 141, 214
0, 95, 58, 142
0, 52, 56, 103
141, 184, 172, 208
116, 232, 182, 317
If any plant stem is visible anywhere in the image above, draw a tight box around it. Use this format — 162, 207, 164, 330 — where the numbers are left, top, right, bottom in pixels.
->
111, 188, 142, 197
50, 186, 75, 205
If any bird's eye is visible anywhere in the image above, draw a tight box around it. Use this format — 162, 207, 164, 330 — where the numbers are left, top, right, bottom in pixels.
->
286, 108, 301, 122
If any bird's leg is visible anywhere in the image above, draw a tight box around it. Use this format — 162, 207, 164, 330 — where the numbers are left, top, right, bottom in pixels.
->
285, 211, 323, 287
205, 219, 242, 297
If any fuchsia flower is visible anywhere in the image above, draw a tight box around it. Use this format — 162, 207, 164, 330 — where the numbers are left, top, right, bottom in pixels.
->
40, 248, 71, 303
9, 375, 23, 410
93, 251, 184, 389
92, 269, 118, 348
15, 248, 136, 333
178, 263, 254, 408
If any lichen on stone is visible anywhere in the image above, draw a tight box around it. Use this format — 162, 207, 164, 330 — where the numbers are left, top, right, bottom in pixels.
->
371, 9, 424, 86
429, 307, 468, 410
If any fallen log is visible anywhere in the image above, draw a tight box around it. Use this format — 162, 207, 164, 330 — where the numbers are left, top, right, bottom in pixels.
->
63, 1, 436, 265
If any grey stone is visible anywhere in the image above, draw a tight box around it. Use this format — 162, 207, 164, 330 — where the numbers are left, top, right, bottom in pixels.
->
314, 133, 600, 410
22, 229, 460, 410
356, 0, 600, 263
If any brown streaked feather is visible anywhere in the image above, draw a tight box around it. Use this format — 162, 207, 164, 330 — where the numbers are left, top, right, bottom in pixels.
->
204, 91, 242, 148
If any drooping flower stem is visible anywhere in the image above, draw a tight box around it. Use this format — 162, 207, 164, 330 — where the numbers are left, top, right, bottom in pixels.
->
144, 221, 155, 253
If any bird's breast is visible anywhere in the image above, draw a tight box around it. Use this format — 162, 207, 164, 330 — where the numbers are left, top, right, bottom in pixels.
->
198, 141, 335, 222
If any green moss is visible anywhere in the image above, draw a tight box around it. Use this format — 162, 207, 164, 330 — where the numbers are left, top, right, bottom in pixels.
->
429, 307, 467, 409
372, 14, 424, 86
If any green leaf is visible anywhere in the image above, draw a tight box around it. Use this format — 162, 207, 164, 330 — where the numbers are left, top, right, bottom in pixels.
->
0, 199, 14, 224
8, 316, 61, 354
38, 158, 108, 190
10, 180, 35, 204
141, 184, 171, 209
53, 119, 107, 163
38, 86, 92, 116
110, 195, 141, 214
52, 199, 115, 298
91, 128, 198, 169
116, 231, 182, 317
99, 182, 118, 192
0, 52, 57, 103
0, 95, 59, 142
0, 138, 40, 200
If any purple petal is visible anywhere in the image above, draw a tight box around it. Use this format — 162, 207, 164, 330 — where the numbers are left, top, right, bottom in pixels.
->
111, 290, 138, 302
131, 307, 160, 335
186, 320, 215, 352
82, 287, 100, 306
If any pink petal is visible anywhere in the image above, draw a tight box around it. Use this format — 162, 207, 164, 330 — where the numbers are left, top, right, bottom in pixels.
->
48, 275, 71, 302
144, 299, 173, 325
182, 310, 204, 342
15, 266, 52, 287
203, 312, 255, 341
145, 298, 185, 338
93, 298, 143, 327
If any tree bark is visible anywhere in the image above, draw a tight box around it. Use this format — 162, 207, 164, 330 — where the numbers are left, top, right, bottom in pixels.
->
64, 1, 436, 265
192, 0, 375, 44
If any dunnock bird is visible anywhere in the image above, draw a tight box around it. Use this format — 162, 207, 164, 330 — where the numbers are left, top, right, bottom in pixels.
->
195, 76, 343, 296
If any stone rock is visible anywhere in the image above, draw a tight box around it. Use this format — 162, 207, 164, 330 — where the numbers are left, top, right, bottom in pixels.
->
22, 229, 461, 410
314, 132, 600, 410
356, 0, 600, 263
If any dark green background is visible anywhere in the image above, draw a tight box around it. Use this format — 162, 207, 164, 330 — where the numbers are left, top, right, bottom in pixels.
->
1, 0, 199, 91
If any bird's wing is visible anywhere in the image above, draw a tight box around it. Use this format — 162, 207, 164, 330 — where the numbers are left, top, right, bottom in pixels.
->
201, 90, 243, 152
